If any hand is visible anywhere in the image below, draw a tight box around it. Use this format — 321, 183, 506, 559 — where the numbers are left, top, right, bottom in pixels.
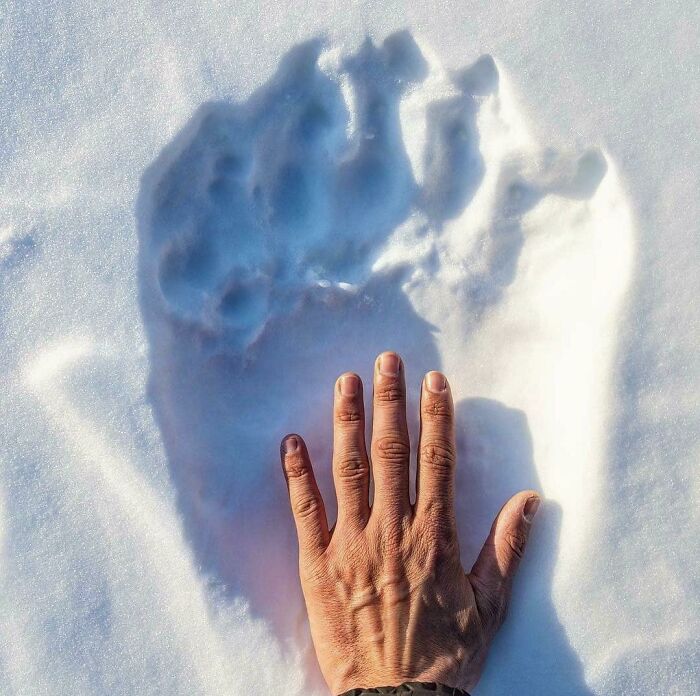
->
280, 351, 540, 694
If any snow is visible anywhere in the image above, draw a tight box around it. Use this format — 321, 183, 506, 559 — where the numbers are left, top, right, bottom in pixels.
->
1, 2, 698, 695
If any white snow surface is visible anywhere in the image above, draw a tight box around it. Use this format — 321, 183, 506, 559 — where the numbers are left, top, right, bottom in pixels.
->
1, 2, 698, 695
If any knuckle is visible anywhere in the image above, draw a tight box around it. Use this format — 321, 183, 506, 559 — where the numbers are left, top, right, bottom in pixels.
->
421, 518, 458, 556
421, 395, 453, 421
503, 528, 528, 560
374, 434, 410, 463
420, 439, 456, 473
293, 494, 321, 519
374, 382, 404, 404
379, 515, 408, 553
336, 451, 370, 481
284, 455, 308, 480
335, 404, 363, 425
473, 577, 509, 630
299, 554, 327, 585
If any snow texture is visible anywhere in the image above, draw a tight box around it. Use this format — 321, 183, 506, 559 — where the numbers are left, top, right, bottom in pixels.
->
1, 3, 699, 696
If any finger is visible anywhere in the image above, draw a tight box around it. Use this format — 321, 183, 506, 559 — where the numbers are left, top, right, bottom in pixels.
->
371, 351, 411, 515
415, 371, 457, 526
333, 372, 370, 527
280, 434, 330, 560
468, 491, 540, 630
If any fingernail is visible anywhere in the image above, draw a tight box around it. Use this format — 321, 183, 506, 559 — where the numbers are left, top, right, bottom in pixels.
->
378, 352, 400, 376
340, 373, 359, 397
425, 371, 447, 393
523, 496, 540, 523
282, 436, 299, 455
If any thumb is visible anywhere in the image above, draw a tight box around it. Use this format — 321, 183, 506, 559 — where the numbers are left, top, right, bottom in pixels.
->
468, 490, 540, 630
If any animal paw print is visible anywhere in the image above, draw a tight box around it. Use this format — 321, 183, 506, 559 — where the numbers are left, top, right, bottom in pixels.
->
142, 31, 607, 353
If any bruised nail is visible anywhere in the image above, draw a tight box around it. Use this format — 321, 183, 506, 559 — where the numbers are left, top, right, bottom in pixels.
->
425, 371, 447, 393
340, 373, 359, 397
282, 435, 299, 455
523, 496, 540, 523
378, 352, 400, 377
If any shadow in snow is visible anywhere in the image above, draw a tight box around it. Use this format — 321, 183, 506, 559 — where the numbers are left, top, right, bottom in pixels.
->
137, 30, 599, 695
456, 399, 594, 695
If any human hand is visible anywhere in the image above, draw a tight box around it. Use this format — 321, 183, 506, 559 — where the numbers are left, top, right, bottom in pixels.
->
280, 352, 540, 695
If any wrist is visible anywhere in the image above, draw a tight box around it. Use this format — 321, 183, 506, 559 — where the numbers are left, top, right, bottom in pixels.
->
338, 681, 470, 696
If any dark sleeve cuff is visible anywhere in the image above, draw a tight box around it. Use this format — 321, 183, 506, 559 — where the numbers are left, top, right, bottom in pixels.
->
338, 682, 470, 696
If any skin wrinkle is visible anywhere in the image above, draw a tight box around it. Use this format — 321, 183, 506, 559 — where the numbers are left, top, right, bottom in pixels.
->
281, 353, 540, 694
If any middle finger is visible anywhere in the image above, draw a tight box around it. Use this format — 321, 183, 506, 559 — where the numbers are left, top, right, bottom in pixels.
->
371, 351, 411, 517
